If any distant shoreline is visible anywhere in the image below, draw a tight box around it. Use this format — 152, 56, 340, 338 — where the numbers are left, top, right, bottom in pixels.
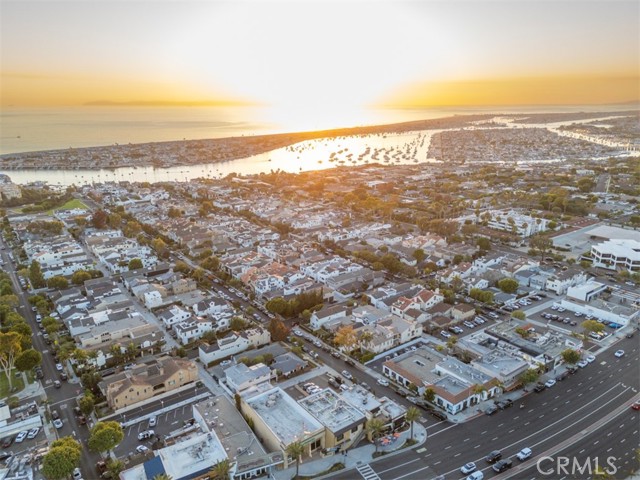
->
0, 110, 635, 171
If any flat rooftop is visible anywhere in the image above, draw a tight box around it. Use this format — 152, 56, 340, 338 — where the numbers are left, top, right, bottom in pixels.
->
299, 389, 365, 436
194, 396, 267, 461
157, 432, 227, 480
383, 347, 445, 387
246, 387, 322, 446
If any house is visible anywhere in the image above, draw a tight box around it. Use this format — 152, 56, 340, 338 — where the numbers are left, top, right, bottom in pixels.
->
451, 303, 475, 321
270, 352, 307, 378
157, 305, 193, 329
99, 356, 198, 410
192, 295, 230, 316
545, 268, 589, 295
199, 327, 271, 365
310, 304, 350, 330
225, 363, 273, 393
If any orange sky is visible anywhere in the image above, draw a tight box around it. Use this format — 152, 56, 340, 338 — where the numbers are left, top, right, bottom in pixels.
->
1, 1, 638, 110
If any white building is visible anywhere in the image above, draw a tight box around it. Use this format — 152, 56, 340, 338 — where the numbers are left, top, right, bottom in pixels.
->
591, 239, 640, 272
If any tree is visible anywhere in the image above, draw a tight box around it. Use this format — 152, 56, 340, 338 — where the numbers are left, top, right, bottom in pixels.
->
518, 369, 540, 387
29, 260, 46, 289
0, 332, 22, 390
477, 237, 492, 251
529, 235, 553, 262
497, 278, 519, 294
334, 325, 358, 352
267, 318, 289, 342
366, 418, 386, 453
47, 276, 69, 290
561, 349, 581, 365
91, 210, 108, 229
173, 260, 191, 274
151, 237, 168, 255
88, 421, 124, 454
208, 459, 230, 480
79, 394, 95, 415
423, 387, 436, 403
412, 249, 425, 263
358, 330, 374, 353
405, 406, 420, 440
286, 441, 304, 478
128, 258, 143, 270
230, 316, 246, 331
15, 349, 42, 372
71, 270, 92, 285
200, 256, 220, 271
512, 310, 526, 320
582, 319, 605, 335
42, 444, 81, 480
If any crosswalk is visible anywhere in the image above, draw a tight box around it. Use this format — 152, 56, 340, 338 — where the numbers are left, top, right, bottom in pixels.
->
357, 464, 381, 480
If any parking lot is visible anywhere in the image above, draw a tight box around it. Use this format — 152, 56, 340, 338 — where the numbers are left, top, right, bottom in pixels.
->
114, 402, 197, 459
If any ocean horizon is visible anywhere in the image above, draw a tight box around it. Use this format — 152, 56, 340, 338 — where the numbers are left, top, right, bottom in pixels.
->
1, 104, 636, 156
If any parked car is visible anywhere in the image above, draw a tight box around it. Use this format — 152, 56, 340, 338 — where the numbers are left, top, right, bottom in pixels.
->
54, 380, 61, 388
341, 370, 353, 380
555, 371, 570, 381
137, 430, 154, 441
567, 366, 578, 374
1, 437, 14, 448
545, 379, 557, 388
484, 405, 498, 416
72, 468, 82, 480
533, 383, 546, 392
27, 427, 40, 439
15, 431, 27, 443
440, 331, 452, 339
586, 355, 596, 363
136, 445, 149, 454
53, 419, 64, 429
376, 378, 389, 386
496, 399, 513, 410
55, 363, 63, 371
148, 416, 157, 428
577, 360, 589, 368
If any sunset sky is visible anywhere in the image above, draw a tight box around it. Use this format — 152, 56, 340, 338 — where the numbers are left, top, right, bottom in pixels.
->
1, 0, 638, 114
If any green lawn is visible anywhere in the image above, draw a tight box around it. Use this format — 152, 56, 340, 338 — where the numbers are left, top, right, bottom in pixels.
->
0, 369, 26, 400
48, 198, 88, 214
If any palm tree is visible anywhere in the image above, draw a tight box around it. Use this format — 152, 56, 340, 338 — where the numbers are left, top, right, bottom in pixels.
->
152, 474, 173, 480
359, 331, 374, 353
208, 459, 230, 480
366, 418, 385, 454
286, 441, 304, 478
405, 406, 420, 440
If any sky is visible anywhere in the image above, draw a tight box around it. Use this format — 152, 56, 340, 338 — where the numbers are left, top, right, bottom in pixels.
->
1, 0, 639, 115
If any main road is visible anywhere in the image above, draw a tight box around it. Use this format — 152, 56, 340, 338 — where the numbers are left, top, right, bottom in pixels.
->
328, 335, 640, 480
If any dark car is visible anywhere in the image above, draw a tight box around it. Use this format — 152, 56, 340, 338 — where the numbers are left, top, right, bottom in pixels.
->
566, 366, 578, 375
534, 383, 546, 392
556, 371, 570, 381
484, 405, 498, 416
0, 451, 13, 462
428, 409, 447, 421
485, 450, 503, 464
496, 399, 513, 409
60, 371, 68, 381
626, 331, 634, 338
345, 359, 356, 367
1, 437, 13, 449
493, 459, 513, 473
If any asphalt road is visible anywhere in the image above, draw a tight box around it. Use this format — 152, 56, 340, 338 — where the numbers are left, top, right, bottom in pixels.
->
328, 336, 640, 480
0, 242, 102, 478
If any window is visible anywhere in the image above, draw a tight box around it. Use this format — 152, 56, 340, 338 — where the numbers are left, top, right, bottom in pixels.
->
310, 439, 321, 451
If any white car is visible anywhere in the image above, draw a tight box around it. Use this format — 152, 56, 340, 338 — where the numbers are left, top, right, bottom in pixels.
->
136, 445, 149, 454
440, 331, 452, 339
55, 363, 63, 371
614, 350, 625, 358
53, 419, 64, 429
376, 378, 389, 386
544, 379, 556, 388
15, 431, 27, 443
517, 447, 532, 460
72, 468, 82, 480
577, 360, 589, 368
341, 370, 353, 380
460, 462, 477, 474
586, 355, 596, 363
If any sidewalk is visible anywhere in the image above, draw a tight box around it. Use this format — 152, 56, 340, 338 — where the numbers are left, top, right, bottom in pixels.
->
272, 422, 428, 480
